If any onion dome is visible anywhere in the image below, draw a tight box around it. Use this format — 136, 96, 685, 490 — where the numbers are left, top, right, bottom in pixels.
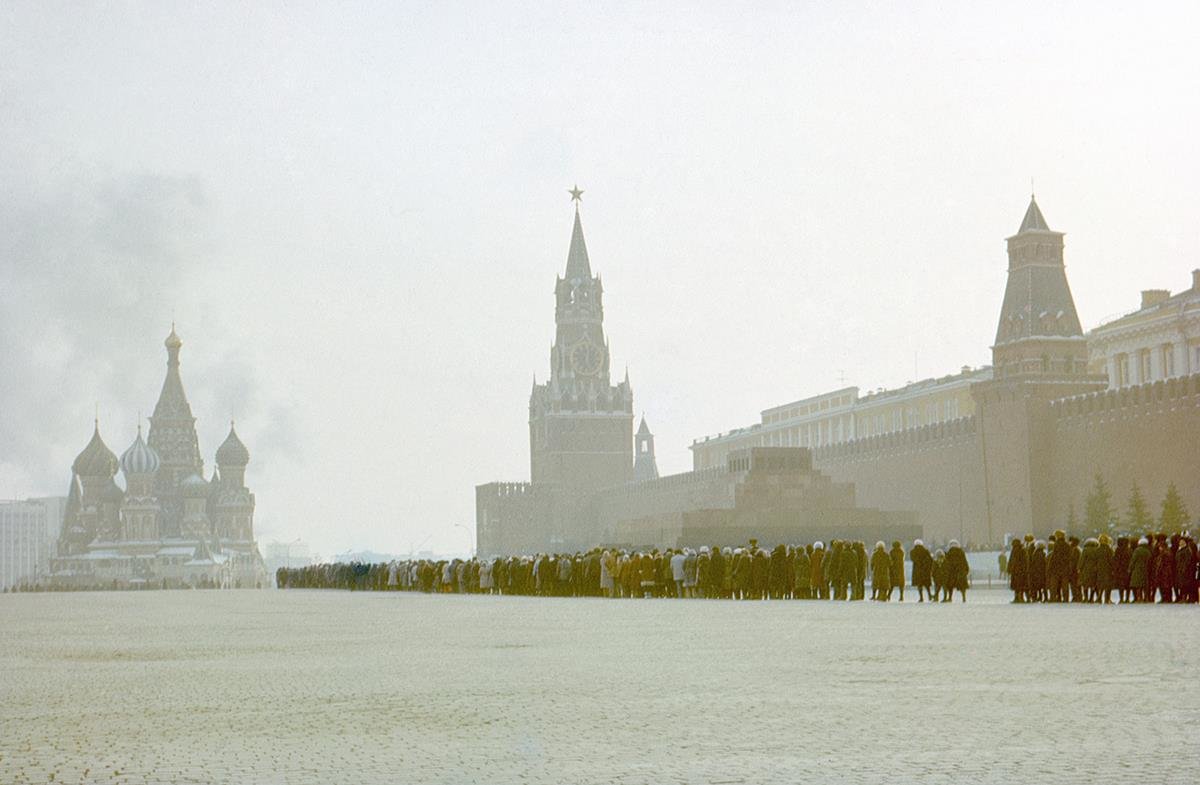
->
215, 422, 249, 466
72, 422, 118, 477
164, 325, 183, 350
120, 425, 161, 476
181, 472, 210, 497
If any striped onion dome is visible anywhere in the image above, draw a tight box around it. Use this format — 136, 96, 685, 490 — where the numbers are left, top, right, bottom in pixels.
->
72, 422, 118, 477
120, 425, 161, 476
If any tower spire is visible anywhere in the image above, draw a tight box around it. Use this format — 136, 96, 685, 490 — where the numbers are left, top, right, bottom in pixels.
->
564, 188, 591, 281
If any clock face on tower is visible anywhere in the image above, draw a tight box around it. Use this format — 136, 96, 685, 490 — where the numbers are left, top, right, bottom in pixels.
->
570, 340, 603, 376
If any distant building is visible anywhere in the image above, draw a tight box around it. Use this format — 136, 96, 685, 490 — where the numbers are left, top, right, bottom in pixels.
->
49, 328, 266, 588
262, 540, 313, 582
691, 367, 992, 470
0, 497, 65, 589
1087, 270, 1200, 387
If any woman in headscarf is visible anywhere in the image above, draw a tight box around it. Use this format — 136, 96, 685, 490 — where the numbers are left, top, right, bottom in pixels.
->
870, 541, 891, 601
599, 549, 614, 598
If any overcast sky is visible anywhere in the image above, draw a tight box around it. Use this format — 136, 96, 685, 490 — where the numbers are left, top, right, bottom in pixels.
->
2, 2, 1198, 557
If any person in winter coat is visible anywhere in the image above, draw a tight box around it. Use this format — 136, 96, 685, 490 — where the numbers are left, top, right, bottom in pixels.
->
1176, 538, 1198, 604
707, 546, 725, 599
793, 545, 811, 599
910, 539, 933, 602
769, 544, 789, 599
1028, 541, 1047, 602
696, 548, 710, 599
931, 549, 946, 599
683, 549, 699, 598
1047, 531, 1071, 603
1095, 534, 1114, 604
1007, 538, 1027, 603
827, 541, 845, 600
1113, 537, 1132, 603
752, 547, 770, 600
1129, 538, 1152, 602
810, 542, 827, 600
1078, 538, 1099, 602
1068, 536, 1083, 602
1152, 535, 1175, 603
888, 541, 905, 601
838, 542, 859, 601
870, 542, 891, 601
943, 540, 969, 602
854, 541, 868, 601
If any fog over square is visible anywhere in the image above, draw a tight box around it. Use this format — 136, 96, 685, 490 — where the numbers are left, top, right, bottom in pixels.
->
2, 3, 1198, 555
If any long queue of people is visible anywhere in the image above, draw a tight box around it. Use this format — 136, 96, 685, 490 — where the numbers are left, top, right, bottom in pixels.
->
277, 538, 977, 602
1006, 530, 1199, 603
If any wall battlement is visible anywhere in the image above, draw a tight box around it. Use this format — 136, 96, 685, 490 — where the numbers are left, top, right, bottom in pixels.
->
814, 416, 978, 463
1051, 373, 1200, 421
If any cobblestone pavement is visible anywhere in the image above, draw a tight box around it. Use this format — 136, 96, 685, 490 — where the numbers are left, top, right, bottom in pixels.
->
1, 589, 1197, 784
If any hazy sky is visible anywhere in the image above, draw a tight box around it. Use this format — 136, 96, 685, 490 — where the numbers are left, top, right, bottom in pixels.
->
2, 3, 1198, 557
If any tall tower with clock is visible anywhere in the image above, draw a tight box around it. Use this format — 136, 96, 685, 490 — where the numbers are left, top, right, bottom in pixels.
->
529, 188, 634, 495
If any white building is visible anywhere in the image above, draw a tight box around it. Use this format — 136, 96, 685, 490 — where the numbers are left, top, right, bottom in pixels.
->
1, 497, 66, 590
1087, 269, 1200, 388
690, 366, 993, 470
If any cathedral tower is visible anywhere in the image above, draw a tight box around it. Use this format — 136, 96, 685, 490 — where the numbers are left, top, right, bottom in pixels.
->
119, 424, 162, 541
213, 423, 255, 542
148, 326, 204, 536
528, 191, 634, 493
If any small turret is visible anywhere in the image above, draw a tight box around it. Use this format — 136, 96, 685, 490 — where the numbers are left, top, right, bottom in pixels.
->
633, 416, 660, 482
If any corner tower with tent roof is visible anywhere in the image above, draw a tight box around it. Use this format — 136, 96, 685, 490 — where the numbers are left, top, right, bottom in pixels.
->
971, 195, 1108, 543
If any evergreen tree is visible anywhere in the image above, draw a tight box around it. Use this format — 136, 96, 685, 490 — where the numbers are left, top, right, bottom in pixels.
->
1160, 481, 1190, 533
1084, 473, 1113, 536
1126, 481, 1153, 534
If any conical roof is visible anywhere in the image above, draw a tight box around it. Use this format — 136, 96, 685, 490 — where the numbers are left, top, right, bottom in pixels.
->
148, 325, 203, 474
1018, 197, 1050, 233
72, 422, 118, 477
636, 416, 652, 436
564, 207, 591, 281
216, 422, 249, 466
